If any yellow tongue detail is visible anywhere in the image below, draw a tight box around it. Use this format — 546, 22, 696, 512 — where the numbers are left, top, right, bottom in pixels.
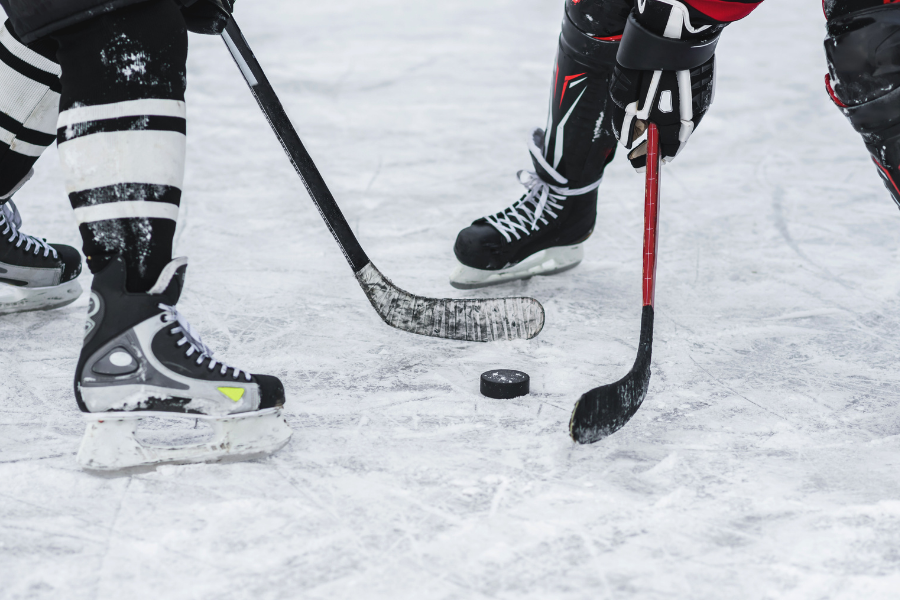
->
218, 387, 245, 402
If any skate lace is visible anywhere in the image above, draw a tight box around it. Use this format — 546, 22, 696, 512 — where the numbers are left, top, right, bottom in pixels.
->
159, 304, 252, 381
0, 201, 58, 259
485, 145, 602, 244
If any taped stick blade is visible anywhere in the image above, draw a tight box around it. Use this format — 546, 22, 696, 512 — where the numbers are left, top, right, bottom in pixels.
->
356, 262, 545, 342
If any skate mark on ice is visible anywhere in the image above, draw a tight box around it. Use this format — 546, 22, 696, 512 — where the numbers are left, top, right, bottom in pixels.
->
364, 155, 382, 195
355, 58, 438, 93
0, 490, 100, 529
761, 157, 853, 290
0, 453, 68, 464
488, 477, 509, 517
688, 355, 790, 424
273, 465, 347, 524
92, 476, 132, 600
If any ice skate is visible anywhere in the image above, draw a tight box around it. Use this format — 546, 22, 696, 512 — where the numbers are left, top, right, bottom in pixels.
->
451, 10, 619, 290
450, 129, 601, 289
0, 197, 83, 314
75, 256, 291, 471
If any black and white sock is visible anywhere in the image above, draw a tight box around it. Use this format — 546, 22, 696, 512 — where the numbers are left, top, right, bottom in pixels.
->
0, 20, 60, 199
51, 0, 189, 292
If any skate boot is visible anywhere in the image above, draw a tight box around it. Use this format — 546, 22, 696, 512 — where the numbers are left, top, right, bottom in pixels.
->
450, 9, 619, 289
0, 198, 83, 313
450, 129, 602, 289
75, 256, 291, 471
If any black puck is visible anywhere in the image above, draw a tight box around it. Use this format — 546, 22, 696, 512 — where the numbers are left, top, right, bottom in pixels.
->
480, 369, 530, 399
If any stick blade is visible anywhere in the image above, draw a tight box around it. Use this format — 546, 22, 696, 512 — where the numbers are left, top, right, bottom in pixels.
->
569, 306, 654, 443
356, 262, 545, 342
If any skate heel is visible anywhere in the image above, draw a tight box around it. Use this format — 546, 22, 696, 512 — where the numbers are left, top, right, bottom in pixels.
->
77, 408, 292, 471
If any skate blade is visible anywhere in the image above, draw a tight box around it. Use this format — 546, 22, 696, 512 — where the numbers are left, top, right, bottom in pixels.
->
76, 408, 292, 471
449, 244, 584, 290
0, 279, 83, 315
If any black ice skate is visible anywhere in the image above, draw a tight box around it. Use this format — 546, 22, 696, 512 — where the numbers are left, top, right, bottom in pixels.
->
450, 129, 601, 289
451, 11, 619, 289
0, 199, 82, 313
75, 256, 291, 470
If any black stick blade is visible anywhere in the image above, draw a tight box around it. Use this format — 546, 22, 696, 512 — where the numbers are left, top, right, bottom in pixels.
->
357, 263, 545, 342
569, 306, 654, 443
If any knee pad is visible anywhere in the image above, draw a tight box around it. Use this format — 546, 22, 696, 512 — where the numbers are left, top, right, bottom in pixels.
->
564, 0, 632, 39
561, 0, 627, 70
825, 4, 900, 205
825, 5, 900, 138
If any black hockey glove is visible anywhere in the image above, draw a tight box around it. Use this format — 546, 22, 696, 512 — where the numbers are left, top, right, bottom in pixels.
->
609, 0, 722, 170
179, 0, 235, 35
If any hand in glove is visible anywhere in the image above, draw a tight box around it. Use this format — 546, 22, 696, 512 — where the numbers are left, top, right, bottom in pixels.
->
179, 0, 235, 35
609, 0, 721, 169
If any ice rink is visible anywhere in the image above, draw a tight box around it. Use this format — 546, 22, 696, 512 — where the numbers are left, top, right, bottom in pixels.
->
3, 1, 900, 598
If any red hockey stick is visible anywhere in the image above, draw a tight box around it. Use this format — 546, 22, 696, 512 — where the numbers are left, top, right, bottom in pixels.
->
569, 122, 660, 443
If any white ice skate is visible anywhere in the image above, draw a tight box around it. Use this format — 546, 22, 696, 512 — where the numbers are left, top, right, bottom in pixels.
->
74, 256, 291, 471
77, 408, 292, 471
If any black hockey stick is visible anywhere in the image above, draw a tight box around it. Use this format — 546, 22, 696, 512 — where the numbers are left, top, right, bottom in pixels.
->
220, 19, 544, 342
569, 123, 661, 443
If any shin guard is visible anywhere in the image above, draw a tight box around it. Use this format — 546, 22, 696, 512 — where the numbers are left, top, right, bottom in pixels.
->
543, 5, 623, 201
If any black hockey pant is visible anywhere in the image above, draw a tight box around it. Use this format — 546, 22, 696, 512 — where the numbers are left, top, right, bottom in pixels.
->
0, 0, 186, 293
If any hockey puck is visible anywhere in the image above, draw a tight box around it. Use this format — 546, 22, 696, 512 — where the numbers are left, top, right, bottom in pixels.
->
480, 369, 530, 399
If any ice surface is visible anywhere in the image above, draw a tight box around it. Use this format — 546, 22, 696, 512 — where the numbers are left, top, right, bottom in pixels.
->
2, 1, 900, 599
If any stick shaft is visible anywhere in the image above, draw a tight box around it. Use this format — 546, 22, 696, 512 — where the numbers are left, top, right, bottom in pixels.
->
642, 123, 661, 308
221, 18, 369, 272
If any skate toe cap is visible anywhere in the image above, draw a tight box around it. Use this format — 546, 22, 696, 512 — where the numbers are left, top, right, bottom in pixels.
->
254, 374, 285, 409
51, 243, 83, 282
454, 221, 505, 270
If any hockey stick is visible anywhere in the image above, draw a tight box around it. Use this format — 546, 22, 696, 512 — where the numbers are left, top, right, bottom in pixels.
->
569, 123, 661, 443
220, 19, 544, 342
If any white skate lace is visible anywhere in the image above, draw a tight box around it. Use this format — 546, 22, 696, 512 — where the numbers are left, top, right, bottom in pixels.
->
485, 144, 602, 244
159, 304, 252, 381
0, 200, 58, 259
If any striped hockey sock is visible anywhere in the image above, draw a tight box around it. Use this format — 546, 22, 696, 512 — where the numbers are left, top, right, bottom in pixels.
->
51, 1, 189, 292
57, 98, 186, 291
0, 21, 60, 198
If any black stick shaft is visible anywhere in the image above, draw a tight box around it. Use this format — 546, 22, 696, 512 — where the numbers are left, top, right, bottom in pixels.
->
221, 18, 369, 272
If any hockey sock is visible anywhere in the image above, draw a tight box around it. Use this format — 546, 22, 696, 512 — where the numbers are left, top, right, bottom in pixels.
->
539, 0, 625, 223
51, 0, 188, 293
0, 21, 61, 200
825, 2, 900, 208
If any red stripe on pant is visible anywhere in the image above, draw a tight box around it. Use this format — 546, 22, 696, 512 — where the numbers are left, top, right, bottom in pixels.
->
683, 0, 763, 22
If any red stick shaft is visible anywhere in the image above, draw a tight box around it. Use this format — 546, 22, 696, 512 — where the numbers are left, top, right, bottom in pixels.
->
642, 123, 661, 308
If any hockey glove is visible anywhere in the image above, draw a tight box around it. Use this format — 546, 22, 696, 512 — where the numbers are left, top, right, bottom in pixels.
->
609, 1, 721, 169
179, 0, 235, 35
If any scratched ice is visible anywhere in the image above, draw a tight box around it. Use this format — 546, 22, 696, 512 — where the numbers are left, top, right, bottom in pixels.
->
2, 1, 900, 599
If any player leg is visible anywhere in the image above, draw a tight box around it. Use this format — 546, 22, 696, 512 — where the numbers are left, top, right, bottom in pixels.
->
0, 22, 83, 313
450, 0, 628, 289
825, 1, 900, 206
48, 0, 290, 470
